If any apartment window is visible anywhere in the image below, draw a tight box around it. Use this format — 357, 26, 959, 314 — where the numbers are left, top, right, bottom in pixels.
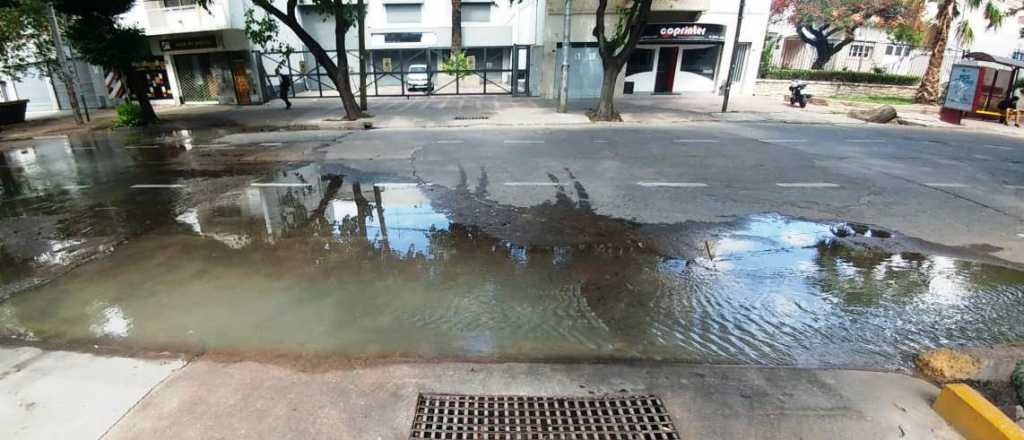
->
463, 3, 491, 23
386, 4, 422, 24
625, 49, 654, 76
886, 45, 909, 56
849, 44, 872, 58
162, 0, 197, 7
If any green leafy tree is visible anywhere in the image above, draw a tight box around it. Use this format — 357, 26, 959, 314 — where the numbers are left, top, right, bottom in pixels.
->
914, 0, 1006, 104
202, 0, 365, 120
590, 0, 654, 121
773, 0, 920, 69
52, 0, 158, 124
243, 8, 294, 76
0, 0, 84, 124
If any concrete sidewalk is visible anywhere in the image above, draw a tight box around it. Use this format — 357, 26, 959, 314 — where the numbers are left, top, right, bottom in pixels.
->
0, 346, 961, 440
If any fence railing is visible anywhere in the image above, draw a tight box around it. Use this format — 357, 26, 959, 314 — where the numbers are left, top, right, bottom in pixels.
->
255, 46, 531, 99
768, 37, 966, 82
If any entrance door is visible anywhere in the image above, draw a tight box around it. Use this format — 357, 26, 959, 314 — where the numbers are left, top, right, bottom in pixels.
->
230, 62, 252, 105
653, 47, 679, 93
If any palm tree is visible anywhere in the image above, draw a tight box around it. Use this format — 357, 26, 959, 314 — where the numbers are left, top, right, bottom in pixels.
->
914, 0, 1005, 104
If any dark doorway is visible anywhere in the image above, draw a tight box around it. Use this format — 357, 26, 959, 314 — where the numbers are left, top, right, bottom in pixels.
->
654, 47, 678, 93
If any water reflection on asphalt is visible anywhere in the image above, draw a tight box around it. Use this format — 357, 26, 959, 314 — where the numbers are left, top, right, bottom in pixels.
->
1, 132, 1023, 370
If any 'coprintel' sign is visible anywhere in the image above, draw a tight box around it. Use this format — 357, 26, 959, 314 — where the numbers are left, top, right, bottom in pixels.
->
639, 23, 726, 44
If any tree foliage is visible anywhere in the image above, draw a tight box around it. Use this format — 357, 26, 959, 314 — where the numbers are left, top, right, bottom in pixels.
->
773, 0, 920, 69
0, 0, 56, 80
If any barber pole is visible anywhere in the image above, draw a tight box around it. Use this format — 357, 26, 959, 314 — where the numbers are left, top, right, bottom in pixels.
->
105, 71, 126, 99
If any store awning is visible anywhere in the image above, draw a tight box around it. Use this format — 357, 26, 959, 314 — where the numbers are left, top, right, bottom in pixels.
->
965, 52, 1024, 70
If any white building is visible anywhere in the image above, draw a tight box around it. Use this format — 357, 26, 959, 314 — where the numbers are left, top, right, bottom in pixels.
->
120, 0, 542, 103
538, 0, 771, 98
768, 7, 1024, 80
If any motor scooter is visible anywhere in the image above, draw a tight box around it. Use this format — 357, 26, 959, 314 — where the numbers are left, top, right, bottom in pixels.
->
788, 80, 811, 108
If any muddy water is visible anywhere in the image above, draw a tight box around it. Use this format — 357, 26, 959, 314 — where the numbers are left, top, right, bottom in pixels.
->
2, 137, 1024, 369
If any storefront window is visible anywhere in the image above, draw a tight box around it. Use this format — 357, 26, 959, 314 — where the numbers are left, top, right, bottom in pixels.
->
626, 49, 654, 76
679, 47, 717, 80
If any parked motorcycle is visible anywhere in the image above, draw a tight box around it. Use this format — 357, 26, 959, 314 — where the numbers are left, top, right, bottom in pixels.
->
788, 80, 811, 108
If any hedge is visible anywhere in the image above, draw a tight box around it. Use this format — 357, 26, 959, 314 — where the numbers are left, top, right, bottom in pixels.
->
763, 69, 920, 86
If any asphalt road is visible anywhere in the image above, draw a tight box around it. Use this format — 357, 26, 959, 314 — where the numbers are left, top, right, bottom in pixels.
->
315, 122, 1024, 265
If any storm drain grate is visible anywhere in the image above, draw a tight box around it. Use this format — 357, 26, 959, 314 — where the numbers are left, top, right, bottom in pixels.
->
409, 393, 680, 440
453, 115, 491, 120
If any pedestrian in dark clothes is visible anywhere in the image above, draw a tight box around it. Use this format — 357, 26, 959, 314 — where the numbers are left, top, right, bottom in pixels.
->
278, 72, 293, 109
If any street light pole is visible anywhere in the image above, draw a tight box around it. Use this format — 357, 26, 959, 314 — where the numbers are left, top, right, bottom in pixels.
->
721, 0, 746, 113
46, 4, 84, 124
357, 0, 368, 111
557, 0, 571, 113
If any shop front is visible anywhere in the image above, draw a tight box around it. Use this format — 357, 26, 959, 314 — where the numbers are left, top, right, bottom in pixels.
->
623, 23, 726, 94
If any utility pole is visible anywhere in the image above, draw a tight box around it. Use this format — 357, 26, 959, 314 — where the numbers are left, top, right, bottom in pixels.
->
46, 4, 84, 125
557, 0, 571, 113
357, 0, 368, 111
721, 0, 745, 113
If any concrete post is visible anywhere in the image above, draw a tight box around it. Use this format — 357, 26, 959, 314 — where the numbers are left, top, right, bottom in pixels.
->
721, 0, 745, 113
557, 0, 571, 113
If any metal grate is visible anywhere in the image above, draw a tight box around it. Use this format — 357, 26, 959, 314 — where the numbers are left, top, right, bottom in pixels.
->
409, 393, 680, 440
453, 115, 491, 120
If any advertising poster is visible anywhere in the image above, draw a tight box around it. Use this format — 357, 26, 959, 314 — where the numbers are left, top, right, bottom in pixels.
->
944, 65, 980, 111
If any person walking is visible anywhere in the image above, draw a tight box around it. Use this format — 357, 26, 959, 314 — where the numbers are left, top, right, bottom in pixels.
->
277, 69, 293, 109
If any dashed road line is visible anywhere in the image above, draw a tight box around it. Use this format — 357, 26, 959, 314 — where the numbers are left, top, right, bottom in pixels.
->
503, 140, 544, 144
759, 139, 807, 143
258, 142, 284, 146
251, 182, 313, 188
847, 139, 886, 143
503, 182, 560, 187
593, 139, 609, 143
674, 139, 720, 143
373, 183, 421, 189
131, 184, 185, 189
436, 140, 464, 144
193, 143, 231, 148
61, 185, 91, 190
636, 182, 708, 188
981, 144, 1013, 150
1004, 185, 1024, 189
924, 183, 969, 188
776, 182, 840, 188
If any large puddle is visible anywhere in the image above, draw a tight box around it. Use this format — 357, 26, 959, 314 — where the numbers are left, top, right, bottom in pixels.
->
2, 152, 1024, 369
2, 134, 1024, 370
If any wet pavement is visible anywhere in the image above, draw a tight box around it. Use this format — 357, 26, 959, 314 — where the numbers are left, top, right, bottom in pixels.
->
2, 127, 1024, 371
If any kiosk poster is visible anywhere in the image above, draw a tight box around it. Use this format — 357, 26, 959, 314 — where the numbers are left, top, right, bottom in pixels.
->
944, 65, 980, 111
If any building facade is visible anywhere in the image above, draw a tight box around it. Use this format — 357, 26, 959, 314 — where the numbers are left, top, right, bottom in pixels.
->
538, 0, 771, 99
120, 0, 767, 105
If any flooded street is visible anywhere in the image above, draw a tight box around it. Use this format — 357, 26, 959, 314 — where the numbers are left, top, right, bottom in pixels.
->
2, 128, 1024, 370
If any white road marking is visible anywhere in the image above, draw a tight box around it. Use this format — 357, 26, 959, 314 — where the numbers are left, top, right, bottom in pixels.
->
776, 183, 840, 188
436, 140, 464, 144
125, 145, 160, 149
503, 182, 560, 187
131, 184, 185, 189
981, 144, 1013, 150
1004, 185, 1024, 189
636, 182, 708, 188
1018, 233, 1024, 238
674, 139, 720, 143
759, 139, 807, 143
251, 182, 313, 188
193, 143, 231, 148
71, 147, 96, 150
373, 183, 421, 189
593, 139, 609, 143
259, 142, 283, 146
924, 183, 969, 188
61, 185, 91, 190
32, 135, 67, 140
503, 140, 544, 144
847, 139, 886, 143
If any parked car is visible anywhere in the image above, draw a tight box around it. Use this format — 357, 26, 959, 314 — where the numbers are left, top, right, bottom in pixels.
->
406, 64, 432, 92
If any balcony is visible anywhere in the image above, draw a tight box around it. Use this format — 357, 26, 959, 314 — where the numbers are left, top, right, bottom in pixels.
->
140, 0, 234, 36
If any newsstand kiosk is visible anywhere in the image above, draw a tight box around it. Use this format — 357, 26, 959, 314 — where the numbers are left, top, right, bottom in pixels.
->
940, 52, 1024, 124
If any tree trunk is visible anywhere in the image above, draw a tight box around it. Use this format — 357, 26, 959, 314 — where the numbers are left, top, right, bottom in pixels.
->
335, 12, 363, 120
123, 65, 158, 124
252, 0, 362, 119
915, 0, 955, 104
451, 0, 462, 54
591, 60, 622, 121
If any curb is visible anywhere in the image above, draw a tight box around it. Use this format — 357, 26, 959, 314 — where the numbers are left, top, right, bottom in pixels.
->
933, 383, 1024, 440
